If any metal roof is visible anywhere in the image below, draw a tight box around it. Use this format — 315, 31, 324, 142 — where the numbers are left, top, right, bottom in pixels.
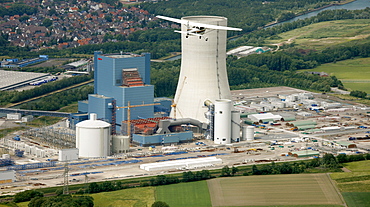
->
0, 70, 48, 90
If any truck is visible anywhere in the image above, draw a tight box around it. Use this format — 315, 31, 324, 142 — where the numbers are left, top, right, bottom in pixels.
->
13, 135, 20, 141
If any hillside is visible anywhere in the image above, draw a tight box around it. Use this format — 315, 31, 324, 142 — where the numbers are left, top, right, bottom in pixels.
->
265, 19, 370, 50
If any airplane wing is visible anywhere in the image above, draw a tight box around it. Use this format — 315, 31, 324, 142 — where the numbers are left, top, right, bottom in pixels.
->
156, 15, 186, 24
188, 21, 242, 31
156, 15, 242, 31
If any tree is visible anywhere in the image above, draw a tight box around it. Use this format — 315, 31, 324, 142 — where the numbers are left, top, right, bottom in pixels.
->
182, 171, 195, 182
87, 182, 101, 194
322, 153, 339, 168
101, 181, 115, 192
350, 90, 367, 98
42, 18, 53, 27
152, 201, 170, 207
336, 154, 348, 163
29, 195, 94, 207
231, 166, 239, 176
221, 165, 231, 177
252, 165, 261, 175
13, 190, 43, 203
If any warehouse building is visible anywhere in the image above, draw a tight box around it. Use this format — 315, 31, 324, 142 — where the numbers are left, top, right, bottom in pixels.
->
0, 170, 16, 184
139, 157, 222, 171
133, 131, 193, 146
0, 55, 48, 68
291, 150, 320, 158
0, 70, 49, 91
248, 113, 282, 123
334, 141, 357, 149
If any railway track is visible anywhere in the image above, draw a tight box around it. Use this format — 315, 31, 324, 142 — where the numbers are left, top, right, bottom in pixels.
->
5, 79, 93, 108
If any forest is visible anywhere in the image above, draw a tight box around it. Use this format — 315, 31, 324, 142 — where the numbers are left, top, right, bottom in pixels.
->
142, 0, 334, 34
0, 4, 38, 17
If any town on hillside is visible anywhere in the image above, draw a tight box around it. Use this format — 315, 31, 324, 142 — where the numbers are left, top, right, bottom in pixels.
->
0, 0, 156, 49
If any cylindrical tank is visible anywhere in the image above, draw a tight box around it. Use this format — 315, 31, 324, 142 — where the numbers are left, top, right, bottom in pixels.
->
246, 126, 254, 142
170, 16, 232, 123
112, 135, 130, 154
76, 113, 111, 158
231, 111, 240, 142
214, 99, 232, 144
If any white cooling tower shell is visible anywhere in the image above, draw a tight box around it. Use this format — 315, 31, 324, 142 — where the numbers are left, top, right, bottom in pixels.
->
171, 16, 232, 123
231, 111, 241, 142
214, 99, 232, 144
76, 113, 111, 158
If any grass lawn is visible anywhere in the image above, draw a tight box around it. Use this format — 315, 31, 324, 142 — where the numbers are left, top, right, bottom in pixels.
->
58, 102, 78, 113
156, 181, 211, 207
301, 57, 370, 93
25, 116, 64, 127
91, 186, 155, 207
344, 160, 370, 172
15, 202, 29, 207
342, 192, 370, 207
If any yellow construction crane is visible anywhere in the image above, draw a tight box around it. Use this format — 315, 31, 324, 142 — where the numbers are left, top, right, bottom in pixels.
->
171, 76, 187, 120
117, 101, 160, 138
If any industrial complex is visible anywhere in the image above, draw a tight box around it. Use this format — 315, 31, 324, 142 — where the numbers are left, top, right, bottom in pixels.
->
1, 16, 370, 194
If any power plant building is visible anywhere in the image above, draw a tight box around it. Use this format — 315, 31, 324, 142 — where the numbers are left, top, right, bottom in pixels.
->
78, 52, 154, 133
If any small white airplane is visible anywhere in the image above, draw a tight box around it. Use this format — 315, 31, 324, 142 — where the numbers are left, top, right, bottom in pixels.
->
156, 15, 242, 41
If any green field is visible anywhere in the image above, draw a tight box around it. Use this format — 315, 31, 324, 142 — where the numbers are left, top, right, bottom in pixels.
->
91, 186, 155, 207
266, 19, 370, 50
207, 174, 343, 207
156, 181, 212, 207
330, 160, 370, 207
342, 192, 370, 207
301, 57, 370, 93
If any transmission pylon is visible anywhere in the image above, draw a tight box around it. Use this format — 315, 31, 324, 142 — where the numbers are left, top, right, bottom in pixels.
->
63, 162, 69, 194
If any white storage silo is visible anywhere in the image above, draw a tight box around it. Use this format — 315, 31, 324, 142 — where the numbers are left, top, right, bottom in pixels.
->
112, 135, 130, 154
76, 113, 111, 158
246, 126, 254, 142
231, 111, 240, 142
214, 99, 232, 144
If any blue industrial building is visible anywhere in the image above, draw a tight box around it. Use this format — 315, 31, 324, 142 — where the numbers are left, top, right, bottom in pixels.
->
133, 131, 193, 146
77, 52, 154, 133
0, 55, 48, 68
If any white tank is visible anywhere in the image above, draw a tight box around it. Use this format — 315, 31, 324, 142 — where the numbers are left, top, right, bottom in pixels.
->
214, 99, 232, 144
76, 113, 111, 158
112, 135, 130, 154
231, 111, 240, 142
246, 126, 254, 141
171, 16, 232, 123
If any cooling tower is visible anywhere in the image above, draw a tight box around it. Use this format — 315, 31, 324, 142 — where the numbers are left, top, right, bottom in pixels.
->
171, 16, 232, 123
